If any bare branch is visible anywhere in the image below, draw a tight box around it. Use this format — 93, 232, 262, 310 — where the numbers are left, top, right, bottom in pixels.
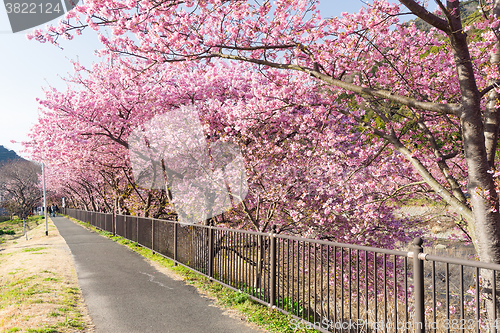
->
398, 0, 450, 32
480, 80, 500, 97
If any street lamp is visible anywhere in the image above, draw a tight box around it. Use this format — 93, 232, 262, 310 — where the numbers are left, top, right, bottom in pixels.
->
42, 163, 47, 236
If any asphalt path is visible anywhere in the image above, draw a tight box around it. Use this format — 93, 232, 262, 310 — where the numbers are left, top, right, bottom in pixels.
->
52, 216, 263, 333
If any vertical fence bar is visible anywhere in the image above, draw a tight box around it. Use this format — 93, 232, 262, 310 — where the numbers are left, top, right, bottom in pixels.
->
173, 221, 178, 266
494, 271, 497, 333
460, 264, 464, 332
393, 255, 397, 333
277, 237, 281, 309
314, 243, 318, 324
365, 251, 369, 327
374, 252, 378, 328
234, 231, 237, 288
244, 232, 248, 290
404, 257, 408, 333
269, 226, 276, 308
235, 231, 238, 288
383, 253, 387, 333
215, 230, 220, 282
334, 245, 337, 326
412, 237, 425, 333
308, 242, 311, 322
446, 263, 450, 333
320, 244, 324, 326
476, 267, 480, 333
293, 239, 297, 316
224, 230, 228, 285
327, 246, 330, 326
432, 260, 436, 333
349, 248, 352, 324
287, 238, 291, 313
208, 224, 214, 279
357, 250, 360, 333
232, 231, 236, 287
341, 247, 344, 328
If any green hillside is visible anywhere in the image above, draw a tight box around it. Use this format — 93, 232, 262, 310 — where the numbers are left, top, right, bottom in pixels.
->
410, 1, 480, 32
0, 145, 21, 163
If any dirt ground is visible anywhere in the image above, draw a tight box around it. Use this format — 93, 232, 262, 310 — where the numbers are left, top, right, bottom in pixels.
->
0, 218, 94, 333
1, 216, 261, 333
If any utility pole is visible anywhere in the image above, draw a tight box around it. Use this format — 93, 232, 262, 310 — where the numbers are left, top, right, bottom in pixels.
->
42, 163, 47, 236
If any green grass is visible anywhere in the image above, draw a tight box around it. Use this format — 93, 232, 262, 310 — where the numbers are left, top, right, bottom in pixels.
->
22, 247, 47, 253
0, 215, 44, 243
0, 218, 88, 333
26, 328, 58, 333
43, 277, 59, 282
0, 215, 44, 227
0, 275, 46, 309
22, 317, 86, 333
5, 328, 21, 332
7, 268, 22, 275
66, 215, 319, 333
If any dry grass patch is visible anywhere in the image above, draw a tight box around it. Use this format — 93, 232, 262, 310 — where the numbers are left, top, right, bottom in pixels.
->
0, 217, 93, 333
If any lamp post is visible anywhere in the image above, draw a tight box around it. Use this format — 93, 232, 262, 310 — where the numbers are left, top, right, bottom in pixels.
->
42, 163, 47, 236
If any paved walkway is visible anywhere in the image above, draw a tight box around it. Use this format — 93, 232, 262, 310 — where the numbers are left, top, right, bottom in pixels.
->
52, 216, 263, 333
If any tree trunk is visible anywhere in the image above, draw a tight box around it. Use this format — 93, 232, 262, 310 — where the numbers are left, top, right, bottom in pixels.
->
144, 192, 152, 217
485, 0, 500, 170
447, 5, 500, 328
254, 234, 263, 292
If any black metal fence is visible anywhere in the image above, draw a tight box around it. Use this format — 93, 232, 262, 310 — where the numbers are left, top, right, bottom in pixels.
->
64, 208, 500, 332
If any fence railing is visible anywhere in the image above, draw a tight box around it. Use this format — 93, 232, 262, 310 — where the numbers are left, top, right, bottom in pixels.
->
64, 208, 500, 332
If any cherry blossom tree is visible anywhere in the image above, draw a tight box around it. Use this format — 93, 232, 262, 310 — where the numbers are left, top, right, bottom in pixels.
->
0, 159, 41, 219
28, 0, 500, 265
26, 56, 420, 251
26, 55, 424, 302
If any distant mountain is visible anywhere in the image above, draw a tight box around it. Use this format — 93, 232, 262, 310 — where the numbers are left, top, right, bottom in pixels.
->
0, 145, 22, 163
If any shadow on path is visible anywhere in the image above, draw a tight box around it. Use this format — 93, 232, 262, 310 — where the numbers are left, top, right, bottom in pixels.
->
52, 216, 263, 333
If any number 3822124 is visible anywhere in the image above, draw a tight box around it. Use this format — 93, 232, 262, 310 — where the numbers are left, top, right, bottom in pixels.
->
5, 2, 62, 14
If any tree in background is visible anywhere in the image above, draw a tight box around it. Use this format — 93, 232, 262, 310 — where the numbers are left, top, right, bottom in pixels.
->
29, 0, 500, 322
26, 57, 419, 249
0, 160, 41, 219
29, 0, 500, 265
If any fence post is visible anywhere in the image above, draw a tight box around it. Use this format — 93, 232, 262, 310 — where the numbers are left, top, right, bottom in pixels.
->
174, 221, 178, 266
151, 219, 154, 254
124, 215, 127, 239
412, 237, 425, 333
270, 225, 277, 308
113, 210, 116, 236
208, 221, 214, 279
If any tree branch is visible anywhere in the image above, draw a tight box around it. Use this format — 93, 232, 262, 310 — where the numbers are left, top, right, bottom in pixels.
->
416, 119, 467, 202
214, 52, 461, 116
480, 80, 500, 97
398, 0, 450, 32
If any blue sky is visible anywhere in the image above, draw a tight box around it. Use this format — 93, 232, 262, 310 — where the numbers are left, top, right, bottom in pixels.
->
0, 1, 425, 157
